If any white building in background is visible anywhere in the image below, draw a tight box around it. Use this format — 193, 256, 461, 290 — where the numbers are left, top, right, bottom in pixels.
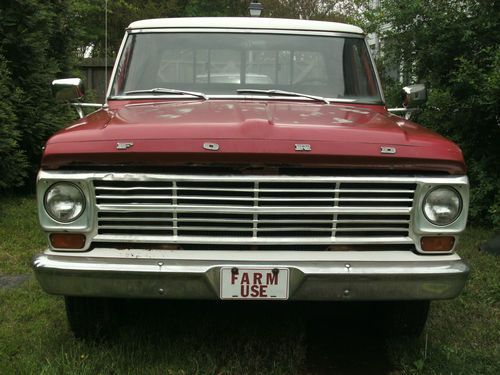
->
366, 0, 402, 83
366, 0, 380, 56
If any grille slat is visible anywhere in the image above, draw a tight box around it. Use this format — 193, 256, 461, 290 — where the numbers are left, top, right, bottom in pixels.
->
99, 225, 175, 230
179, 218, 254, 224
176, 226, 257, 232
98, 217, 173, 222
334, 227, 409, 232
96, 186, 173, 191
94, 176, 416, 245
97, 195, 412, 203
96, 205, 412, 214
97, 195, 173, 199
335, 219, 409, 224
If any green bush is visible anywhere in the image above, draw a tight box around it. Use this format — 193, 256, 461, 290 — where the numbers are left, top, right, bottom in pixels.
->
0, 0, 76, 189
0, 54, 28, 189
374, 0, 500, 228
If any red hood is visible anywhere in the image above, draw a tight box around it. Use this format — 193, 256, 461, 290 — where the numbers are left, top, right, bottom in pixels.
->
42, 100, 465, 174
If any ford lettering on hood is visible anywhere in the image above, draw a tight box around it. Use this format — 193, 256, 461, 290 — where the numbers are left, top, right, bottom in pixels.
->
43, 100, 465, 174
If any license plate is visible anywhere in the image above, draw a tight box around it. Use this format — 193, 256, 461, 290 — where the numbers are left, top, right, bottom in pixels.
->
220, 267, 289, 300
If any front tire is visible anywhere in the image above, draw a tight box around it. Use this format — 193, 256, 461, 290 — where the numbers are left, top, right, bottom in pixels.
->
64, 296, 115, 339
386, 300, 430, 336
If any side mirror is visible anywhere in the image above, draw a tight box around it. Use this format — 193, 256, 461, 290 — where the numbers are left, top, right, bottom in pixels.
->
401, 83, 427, 108
52, 78, 85, 102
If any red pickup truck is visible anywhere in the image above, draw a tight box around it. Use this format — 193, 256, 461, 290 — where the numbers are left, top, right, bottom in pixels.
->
33, 17, 469, 338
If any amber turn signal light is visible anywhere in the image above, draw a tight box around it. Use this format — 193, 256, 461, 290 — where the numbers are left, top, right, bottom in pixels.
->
420, 236, 455, 252
49, 233, 86, 249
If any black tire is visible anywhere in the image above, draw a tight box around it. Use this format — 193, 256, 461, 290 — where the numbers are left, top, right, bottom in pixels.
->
64, 296, 115, 339
386, 300, 430, 337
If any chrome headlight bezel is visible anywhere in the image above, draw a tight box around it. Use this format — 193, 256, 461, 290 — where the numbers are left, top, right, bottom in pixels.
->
412, 177, 468, 245
422, 186, 463, 226
43, 182, 86, 223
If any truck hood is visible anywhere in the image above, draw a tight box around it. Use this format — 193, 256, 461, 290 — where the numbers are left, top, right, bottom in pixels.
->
42, 100, 465, 174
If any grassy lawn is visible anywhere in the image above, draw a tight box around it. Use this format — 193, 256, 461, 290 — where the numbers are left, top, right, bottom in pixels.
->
0, 196, 498, 374
0, 196, 46, 275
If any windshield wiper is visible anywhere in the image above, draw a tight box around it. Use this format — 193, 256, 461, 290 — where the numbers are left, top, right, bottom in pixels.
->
124, 88, 208, 100
236, 89, 330, 104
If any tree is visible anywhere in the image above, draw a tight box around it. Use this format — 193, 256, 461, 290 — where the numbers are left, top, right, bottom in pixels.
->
0, 0, 76, 188
0, 54, 27, 189
372, 0, 500, 227
261, 0, 370, 25
71, 0, 249, 58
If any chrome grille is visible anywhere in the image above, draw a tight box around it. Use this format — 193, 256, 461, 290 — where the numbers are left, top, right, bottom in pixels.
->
92, 176, 415, 246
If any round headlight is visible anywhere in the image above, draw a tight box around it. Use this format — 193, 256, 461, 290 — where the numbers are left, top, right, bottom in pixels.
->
423, 186, 462, 226
44, 182, 85, 223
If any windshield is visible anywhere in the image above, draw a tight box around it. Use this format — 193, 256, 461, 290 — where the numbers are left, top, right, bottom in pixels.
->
110, 32, 381, 103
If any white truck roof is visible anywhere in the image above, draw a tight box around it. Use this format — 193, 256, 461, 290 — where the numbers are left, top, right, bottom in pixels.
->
128, 17, 364, 35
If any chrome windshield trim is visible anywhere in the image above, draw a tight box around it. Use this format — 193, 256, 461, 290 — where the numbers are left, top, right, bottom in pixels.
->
105, 32, 129, 101
127, 28, 365, 39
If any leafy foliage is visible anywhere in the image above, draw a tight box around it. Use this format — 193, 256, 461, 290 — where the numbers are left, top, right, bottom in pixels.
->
0, 55, 27, 189
373, 0, 500, 228
261, 0, 370, 24
71, 0, 249, 58
0, 0, 77, 189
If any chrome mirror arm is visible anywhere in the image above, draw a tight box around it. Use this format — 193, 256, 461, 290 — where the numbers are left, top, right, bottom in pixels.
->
70, 103, 104, 119
388, 107, 419, 120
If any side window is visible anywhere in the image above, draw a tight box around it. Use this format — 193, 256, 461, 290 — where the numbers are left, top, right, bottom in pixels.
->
352, 45, 372, 95
154, 46, 330, 89
343, 40, 377, 97
157, 49, 194, 83
207, 49, 242, 83
292, 51, 327, 86
277, 50, 291, 84
158, 48, 243, 84
276, 51, 328, 86
246, 50, 276, 84
112, 37, 134, 94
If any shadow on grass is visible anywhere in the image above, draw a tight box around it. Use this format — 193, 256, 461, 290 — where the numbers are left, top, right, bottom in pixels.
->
303, 302, 398, 375
104, 300, 398, 374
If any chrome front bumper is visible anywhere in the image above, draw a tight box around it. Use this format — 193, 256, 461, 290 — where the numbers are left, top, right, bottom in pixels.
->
32, 250, 469, 301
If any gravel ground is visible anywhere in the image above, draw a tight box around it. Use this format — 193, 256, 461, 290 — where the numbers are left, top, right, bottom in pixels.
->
0, 274, 31, 289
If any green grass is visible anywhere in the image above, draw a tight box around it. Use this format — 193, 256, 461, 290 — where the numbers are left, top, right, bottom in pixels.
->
0, 196, 499, 374
386, 228, 500, 374
0, 195, 46, 274
0, 282, 306, 374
